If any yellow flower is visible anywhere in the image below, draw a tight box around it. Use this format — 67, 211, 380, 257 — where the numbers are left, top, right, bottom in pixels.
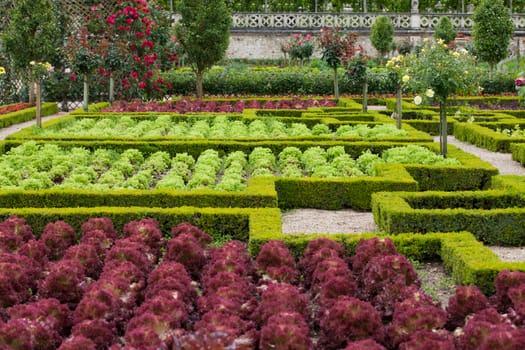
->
453, 52, 460, 58
437, 38, 445, 45
0, 67, 5, 75
413, 95, 422, 105
425, 89, 435, 98
386, 60, 394, 68
402, 75, 410, 83
29, 61, 35, 66
464, 70, 469, 75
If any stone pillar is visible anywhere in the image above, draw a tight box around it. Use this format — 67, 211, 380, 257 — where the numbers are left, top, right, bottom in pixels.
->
410, 0, 420, 30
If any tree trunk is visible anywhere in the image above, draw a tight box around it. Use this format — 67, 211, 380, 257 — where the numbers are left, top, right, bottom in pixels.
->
28, 78, 35, 104
439, 100, 448, 156
35, 81, 42, 127
333, 67, 339, 103
82, 74, 89, 112
362, 79, 368, 113
109, 76, 115, 105
395, 86, 402, 129
196, 70, 204, 99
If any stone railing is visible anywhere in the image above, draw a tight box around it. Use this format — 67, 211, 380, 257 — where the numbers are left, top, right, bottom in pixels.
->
230, 12, 525, 33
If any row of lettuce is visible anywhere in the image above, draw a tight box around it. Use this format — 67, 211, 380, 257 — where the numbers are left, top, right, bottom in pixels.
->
1, 215, 525, 349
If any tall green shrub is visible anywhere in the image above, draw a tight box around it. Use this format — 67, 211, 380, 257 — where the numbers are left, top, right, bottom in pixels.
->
472, 0, 514, 74
370, 16, 394, 64
434, 16, 457, 45
176, 0, 232, 98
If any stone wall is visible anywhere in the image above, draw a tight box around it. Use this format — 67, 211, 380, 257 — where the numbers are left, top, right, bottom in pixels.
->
226, 32, 525, 60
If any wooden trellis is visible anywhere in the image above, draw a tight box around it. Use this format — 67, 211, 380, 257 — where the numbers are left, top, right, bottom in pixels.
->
57, 0, 120, 32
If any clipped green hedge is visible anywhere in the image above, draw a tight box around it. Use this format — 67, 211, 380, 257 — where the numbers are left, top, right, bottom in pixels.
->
401, 143, 498, 191
276, 163, 418, 210
0, 102, 58, 128
454, 121, 525, 153
0, 177, 277, 209
371, 190, 525, 246
511, 143, 525, 166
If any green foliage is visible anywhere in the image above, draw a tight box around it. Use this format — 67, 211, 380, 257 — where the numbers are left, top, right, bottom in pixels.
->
472, 0, 514, 72
404, 39, 481, 104
370, 16, 394, 62
434, 16, 457, 45
1, 0, 61, 71
176, 0, 232, 97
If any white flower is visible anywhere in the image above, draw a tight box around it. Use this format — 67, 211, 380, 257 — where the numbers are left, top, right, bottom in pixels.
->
64, 68, 71, 74
413, 95, 422, 105
425, 89, 435, 98
29, 61, 35, 66
402, 75, 410, 83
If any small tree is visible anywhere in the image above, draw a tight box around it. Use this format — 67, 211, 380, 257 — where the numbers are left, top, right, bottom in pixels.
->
318, 28, 360, 103
472, 0, 514, 74
405, 39, 481, 156
434, 16, 457, 45
176, 0, 232, 98
370, 16, 394, 64
1, 0, 60, 104
346, 53, 369, 112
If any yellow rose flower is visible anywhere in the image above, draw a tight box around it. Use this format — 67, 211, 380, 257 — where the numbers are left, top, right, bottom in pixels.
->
402, 75, 410, 83
0, 67, 5, 75
453, 52, 460, 58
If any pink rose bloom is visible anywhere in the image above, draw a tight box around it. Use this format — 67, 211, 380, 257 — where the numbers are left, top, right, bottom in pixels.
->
515, 78, 525, 87
293, 34, 300, 39
305, 34, 312, 40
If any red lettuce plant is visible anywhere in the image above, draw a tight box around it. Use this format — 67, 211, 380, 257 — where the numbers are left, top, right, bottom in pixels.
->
39, 220, 77, 261
194, 310, 255, 340
361, 254, 420, 316
104, 239, 153, 274
387, 292, 447, 347
256, 240, 298, 283
63, 243, 103, 279
0, 215, 34, 242
457, 307, 517, 350
145, 261, 197, 306
171, 222, 212, 248
201, 271, 255, 296
0, 253, 41, 291
71, 319, 119, 350
254, 282, 310, 326
73, 286, 129, 327
318, 295, 384, 349
57, 336, 97, 350
134, 295, 188, 329
164, 233, 206, 279
446, 285, 489, 329
350, 237, 398, 276
38, 259, 87, 305
172, 329, 255, 350
125, 311, 182, 349
343, 339, 387, 350
0, 318, 62, 350
18, 239, 50, 268
492, 270, 525, 311
398, 330, 455, 350
0, 228, 22, 251
197, 283, 257, 317
80, 229, 114, 259
298, 237, 346, 286
81, 217, 119, 240
259, 311, 313, 350
8, 298, 71, 336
